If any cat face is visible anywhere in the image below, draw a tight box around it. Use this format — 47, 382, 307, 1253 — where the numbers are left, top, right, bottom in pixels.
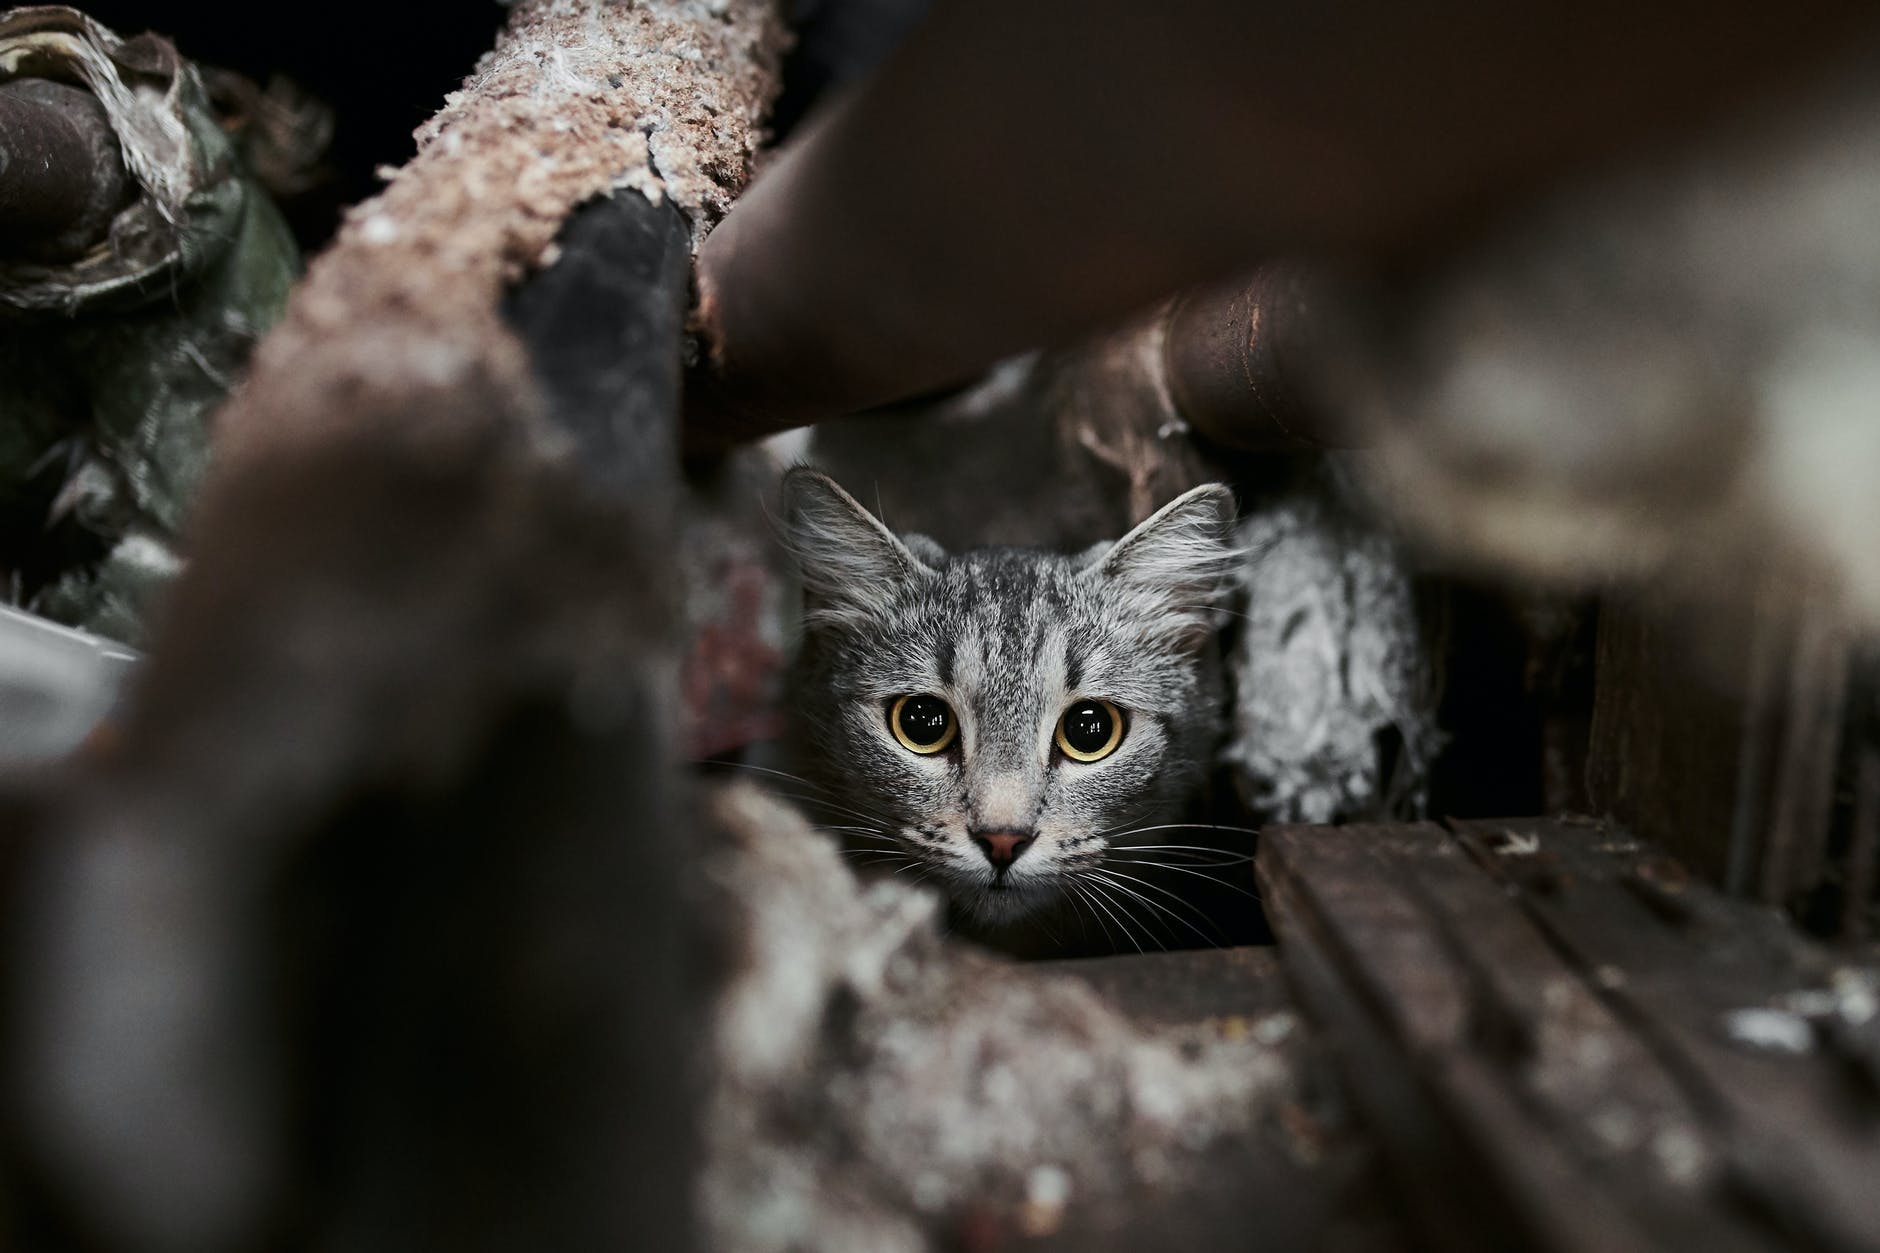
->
782, 468, 1238, 937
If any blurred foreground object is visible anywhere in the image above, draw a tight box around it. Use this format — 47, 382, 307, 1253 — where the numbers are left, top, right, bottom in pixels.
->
1326, 58, 1880, 629
0, 75, 125, 260
0, 603, 133, 765
688, 0, 1880, 639
0, 7, 299, 643
687, 0, 1871, 446
700, 784, 1343, 1251
3, 2, 786, 1252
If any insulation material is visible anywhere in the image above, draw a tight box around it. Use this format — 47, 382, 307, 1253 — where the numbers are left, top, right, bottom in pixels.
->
701, 783, 1300, 1253
1226, 466, 1441, 823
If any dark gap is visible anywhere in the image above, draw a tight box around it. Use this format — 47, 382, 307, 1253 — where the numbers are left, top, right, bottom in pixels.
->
74, 0, 501, 249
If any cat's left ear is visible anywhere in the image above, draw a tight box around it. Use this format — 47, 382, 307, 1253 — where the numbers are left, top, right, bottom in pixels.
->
1086, 483, 1240, 640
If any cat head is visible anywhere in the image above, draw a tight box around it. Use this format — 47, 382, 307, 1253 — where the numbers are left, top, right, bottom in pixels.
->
781, 466, 1239, 936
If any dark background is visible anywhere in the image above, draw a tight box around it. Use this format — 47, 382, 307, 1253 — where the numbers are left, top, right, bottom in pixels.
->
74, 1, 505, 238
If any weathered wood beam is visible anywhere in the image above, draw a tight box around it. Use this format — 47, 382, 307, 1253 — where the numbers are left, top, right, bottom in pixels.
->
3, 4, 786, 1252
1586, 593, 1853, 911
1262, 817, 1880, 1253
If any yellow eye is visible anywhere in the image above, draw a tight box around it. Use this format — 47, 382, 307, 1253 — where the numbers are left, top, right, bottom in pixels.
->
1056, 699, 1125, 762
889, 693, 958, 755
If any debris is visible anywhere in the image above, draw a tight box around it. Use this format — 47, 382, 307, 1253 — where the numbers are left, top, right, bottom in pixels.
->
702, 783, 1297, 1253
1721, 1007, 1814, 1054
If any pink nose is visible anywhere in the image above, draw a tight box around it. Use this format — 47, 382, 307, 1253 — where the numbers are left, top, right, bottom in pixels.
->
974, 830, 1033, 868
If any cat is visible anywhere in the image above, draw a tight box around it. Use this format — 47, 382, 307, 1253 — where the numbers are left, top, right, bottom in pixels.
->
781, 466, 1242, 956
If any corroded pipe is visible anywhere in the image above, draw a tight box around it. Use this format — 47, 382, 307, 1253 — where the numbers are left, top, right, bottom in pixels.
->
686, 0, 1871, 451
1162, 266, 1358, 453
0, 78, 127, 262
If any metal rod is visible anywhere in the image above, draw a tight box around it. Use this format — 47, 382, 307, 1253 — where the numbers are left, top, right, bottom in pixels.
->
0, 78, 128, 263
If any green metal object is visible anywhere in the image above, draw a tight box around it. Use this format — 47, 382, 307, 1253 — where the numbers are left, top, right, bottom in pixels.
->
0, 7, 298, 644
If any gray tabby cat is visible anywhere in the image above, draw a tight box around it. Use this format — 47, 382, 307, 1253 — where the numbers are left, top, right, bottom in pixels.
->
782, 466, 1241, 955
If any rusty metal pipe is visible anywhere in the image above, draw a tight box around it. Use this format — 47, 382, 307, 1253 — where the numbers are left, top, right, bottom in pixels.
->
687, 0, 1872, 451
0, 78, 128, 263
1161, 265, 1360, 453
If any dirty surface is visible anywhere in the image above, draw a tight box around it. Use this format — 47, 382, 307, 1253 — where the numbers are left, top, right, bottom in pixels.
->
1263, 815, 1880, 1252
210, 0, 786, 472
702, 783, 1340, 1253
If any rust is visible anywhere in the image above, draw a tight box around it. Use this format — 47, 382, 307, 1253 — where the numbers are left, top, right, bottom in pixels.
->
1162, 265, 1358, 452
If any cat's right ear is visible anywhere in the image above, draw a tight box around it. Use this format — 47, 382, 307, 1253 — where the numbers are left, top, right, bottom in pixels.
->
782, 467, 937, 627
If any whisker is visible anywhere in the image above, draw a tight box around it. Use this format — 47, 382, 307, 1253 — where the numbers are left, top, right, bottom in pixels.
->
1106, 822, 1263, 840
1094, 865, 1228, 932
761, 789, 904, 830
1094, 878, 1176, 954
1111, 859, 1265, 902
846, 850, 917, 869
1089, 870, 1219, 948
1105, 842, 1255, 865
1077, 878, 1148, 955
825, 829, 901, 853
700, 760, 835, 795
1064, 880, 1126, 954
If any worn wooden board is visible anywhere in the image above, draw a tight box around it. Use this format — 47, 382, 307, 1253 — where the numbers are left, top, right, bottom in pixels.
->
1261, 817, 1880, 1253
1451, 818, 1880, 1253
1034, 945, 1294, 1028
963, 945, 1413, 1253
1585, 596, 1852, 911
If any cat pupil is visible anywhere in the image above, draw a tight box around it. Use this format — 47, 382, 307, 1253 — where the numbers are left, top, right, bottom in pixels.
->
1062, 702, 1113, 754
897, 695, 951, 746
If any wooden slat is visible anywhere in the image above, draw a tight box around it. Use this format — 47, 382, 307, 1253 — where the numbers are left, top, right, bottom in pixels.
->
1450, 817, 1880, 1253
1262, 821, 1800, 1253
1585, 596, 1853, 911
1584, 601, 1757, 888
986, 946, 1412, 1253
1846, 749, 1880, 940
1034, 945, 1293, 1027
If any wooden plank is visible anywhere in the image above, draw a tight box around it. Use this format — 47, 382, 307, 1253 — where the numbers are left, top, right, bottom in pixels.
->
1845, 748, 1880, 940
980, 946, 1413, 1253
1034, 945, 1293, 1028
1450, 817, 1880, 1253
1756, 604, 1852, 906
1584, 600, 1756, 887
1262, 822, 1787, 1253
1585, 595, 1853, 911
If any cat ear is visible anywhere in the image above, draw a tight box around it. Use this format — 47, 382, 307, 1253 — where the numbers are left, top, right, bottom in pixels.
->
782, 467, 938, 627
1088, 483, 1241, 641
